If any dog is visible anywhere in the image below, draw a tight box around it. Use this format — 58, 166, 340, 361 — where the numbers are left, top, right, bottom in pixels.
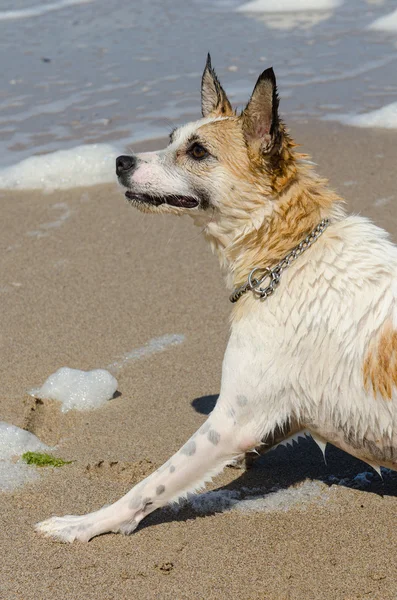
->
36, 54, 397, 542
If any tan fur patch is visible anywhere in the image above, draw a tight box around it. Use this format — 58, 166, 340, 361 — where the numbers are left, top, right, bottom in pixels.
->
177, 118, 248, 176
229, 162, 340, 289
196, 118, 297, 191
193, 117, 343, 312
363, 320, 397, 400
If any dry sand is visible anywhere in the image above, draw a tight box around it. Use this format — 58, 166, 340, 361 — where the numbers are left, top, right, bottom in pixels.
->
1, 122, 397, 600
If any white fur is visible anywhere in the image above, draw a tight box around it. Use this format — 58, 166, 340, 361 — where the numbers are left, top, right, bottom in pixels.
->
36, 124, 397, 544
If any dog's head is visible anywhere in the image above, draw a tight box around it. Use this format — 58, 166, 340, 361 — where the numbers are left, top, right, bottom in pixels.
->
117, 55, 297, 231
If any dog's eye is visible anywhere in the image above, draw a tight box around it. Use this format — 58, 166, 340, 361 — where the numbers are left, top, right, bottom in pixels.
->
189, 143, 209, 160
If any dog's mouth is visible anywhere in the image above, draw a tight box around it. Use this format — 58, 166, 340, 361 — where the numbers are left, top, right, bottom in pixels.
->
125, 191, 199, 209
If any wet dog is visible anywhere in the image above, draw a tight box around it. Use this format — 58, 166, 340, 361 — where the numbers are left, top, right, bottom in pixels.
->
37, 55, 397, 542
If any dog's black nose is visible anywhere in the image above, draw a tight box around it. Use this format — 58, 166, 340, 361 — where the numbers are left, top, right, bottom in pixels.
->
116, 155, 136, 175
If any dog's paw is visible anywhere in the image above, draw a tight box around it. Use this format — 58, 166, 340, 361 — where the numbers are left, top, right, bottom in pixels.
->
35, 515, 94, 543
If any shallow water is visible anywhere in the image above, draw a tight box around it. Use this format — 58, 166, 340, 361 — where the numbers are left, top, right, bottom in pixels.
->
0, 0, 396, 168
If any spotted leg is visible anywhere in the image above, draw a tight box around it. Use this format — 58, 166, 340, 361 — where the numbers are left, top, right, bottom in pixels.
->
36, 327, 296, 543
35, 399, 288, 543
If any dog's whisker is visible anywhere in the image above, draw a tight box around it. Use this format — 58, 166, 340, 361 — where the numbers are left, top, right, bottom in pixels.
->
136, 210, 148, 230
161, 118, 179, 133
165, 218, 178, 248
141, 215, 155, 237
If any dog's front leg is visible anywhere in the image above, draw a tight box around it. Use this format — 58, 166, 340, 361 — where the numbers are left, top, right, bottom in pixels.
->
35, 404, 264, 543
36, 330, 291, 543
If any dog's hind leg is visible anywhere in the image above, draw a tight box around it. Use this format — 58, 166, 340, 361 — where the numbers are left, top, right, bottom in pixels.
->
307, 423, 397, 475
35, 401, 287, 543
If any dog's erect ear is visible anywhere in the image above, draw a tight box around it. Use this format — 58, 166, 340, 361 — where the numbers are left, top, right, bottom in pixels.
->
201, 54, 233, 118
242, 67, 280, 153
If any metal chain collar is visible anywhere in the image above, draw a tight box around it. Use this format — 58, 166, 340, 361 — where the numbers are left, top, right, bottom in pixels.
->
229, 218, 330, 304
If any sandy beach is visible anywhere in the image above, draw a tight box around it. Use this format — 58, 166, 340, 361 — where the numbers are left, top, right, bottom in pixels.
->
1, 121, 397, 599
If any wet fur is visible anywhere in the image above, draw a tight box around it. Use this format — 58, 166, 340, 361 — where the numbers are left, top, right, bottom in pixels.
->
36, 56, 397, 543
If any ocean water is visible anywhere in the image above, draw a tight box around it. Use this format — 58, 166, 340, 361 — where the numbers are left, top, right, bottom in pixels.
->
0, 0, 396, 179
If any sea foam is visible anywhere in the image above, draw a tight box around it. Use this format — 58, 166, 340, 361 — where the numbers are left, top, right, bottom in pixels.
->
237, 0, 342, 13
0, 422, 50, 492
0, 0, 94, 22
325, 102, 397, 129
369, 8, 397, 32
0, 143, 118, 191
0, 422, 49, 460
30, 367, 118, 412
171, 480, 330, 516
107, 334, 185, 372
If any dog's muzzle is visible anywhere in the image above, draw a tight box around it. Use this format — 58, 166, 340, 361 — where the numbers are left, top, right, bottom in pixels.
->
116, 153, 200, 209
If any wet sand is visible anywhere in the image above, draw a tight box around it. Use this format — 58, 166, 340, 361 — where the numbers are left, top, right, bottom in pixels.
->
1, 121, 397, 600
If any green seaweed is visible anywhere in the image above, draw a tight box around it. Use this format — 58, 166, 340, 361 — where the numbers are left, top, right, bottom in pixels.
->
21, 451, 73, 468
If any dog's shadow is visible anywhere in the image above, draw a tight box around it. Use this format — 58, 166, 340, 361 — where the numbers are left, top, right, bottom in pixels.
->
191, 394, 218, 415
137, 394, 397, 532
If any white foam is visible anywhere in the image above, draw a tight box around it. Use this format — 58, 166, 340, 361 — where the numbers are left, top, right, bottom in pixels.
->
237, 0, 342, 13
186, 490, 241, 514
374, 196, 393, 208
325, 102, 397, 129
30, 367, 118, 412
235, 480, 329, 513
351, 472, 372, 487
0, 461, 41, 492
107, 334, 185, 372
172, 480, 329, 516
0, 422, 50, 492
0, 422, 49, 460
253, 11, 334, 30
0, 143, 118, 191
369, 8, 397, 32
0, 0, 94, 22
27, 202, 71, 238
